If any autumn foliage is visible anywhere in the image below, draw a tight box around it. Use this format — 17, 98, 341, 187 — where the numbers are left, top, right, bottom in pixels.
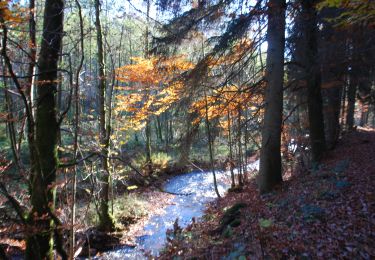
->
0, 0, 26, 25
115, 56, 193, 130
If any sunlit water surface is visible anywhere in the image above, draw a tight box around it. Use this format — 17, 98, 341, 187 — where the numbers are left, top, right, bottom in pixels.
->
96, 161, 259, 259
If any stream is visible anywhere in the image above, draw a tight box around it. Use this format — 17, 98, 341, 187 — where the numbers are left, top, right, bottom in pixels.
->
97, 161, 259, 259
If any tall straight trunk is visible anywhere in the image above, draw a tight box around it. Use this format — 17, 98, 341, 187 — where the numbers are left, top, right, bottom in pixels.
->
243, 109, 249, 175
156, 116, 163, 141
26, 0, 36, 116
204, 92, 221, 198
319, 10, 346, 150
302, 0, 326, 163
24, 0, 38, 185
164, 112, 169, 148
324, 86, 342, 149
25, 0, 64, 258
227, 109, 235, 188
145, 121, 152, 172
346, 73, 357, 130
340, 78, 347, 126
57, 52, 63, 147
1, 60, 20, 169
169, 120, 173, 143
94, 0, 115, 232
360, 103, 369, 126
237, 106, 243, 186
259, 0, 286, 193
144, 0, 152, 174
346, 34, 363, 130
70, 0, 85, 257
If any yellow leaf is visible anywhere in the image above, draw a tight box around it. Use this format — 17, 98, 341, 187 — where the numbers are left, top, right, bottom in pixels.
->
127, 185, 138, 190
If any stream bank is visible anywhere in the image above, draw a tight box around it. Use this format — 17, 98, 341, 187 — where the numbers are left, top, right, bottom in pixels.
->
87, 161, 259, 259
158, 129, 375, 259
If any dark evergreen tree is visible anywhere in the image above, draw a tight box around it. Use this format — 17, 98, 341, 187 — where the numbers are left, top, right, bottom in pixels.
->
258, 0, 286, 193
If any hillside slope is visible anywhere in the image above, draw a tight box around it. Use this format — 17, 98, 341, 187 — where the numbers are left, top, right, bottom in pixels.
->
160, 128, 375, 259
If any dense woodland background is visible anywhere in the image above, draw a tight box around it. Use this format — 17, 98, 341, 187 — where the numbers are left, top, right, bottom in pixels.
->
0, 0, 374, 259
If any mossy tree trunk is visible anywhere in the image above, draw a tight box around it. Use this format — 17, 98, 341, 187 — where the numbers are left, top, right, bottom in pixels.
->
258, 0, 286, 193
94, 0, 115, 232
25, 0, 64, 258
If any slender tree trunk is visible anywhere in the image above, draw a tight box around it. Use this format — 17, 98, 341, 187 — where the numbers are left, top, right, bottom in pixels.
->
340, 78, 347, 126
346, 73, 357, 130
346, 34, 364, 130
360, 103, 369, 126
1, 59, 20, 170
144, 0, 152, 174
259, 0, 286, 193
302, 0, 326, 163
227, 109, 235, 188
169, 120, 173, 143
57, 50, 63, 147
237, 106, 243, 186
323, 86, 343, 149
204, 91, 221, 198
145, 121, 152, 172
243, 109, 249, 177
94, 0, 115, 232
70, 0, 85, 257
156, 116, 163, 141
319, 11, 346, 150
26, 0, 36, 117
25, 0, 64, 258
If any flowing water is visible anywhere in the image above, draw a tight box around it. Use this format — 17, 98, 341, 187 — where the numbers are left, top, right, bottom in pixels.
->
96, 161, 259, 259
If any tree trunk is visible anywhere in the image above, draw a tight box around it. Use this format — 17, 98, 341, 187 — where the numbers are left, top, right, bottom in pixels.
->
346, 73, 357, 130
323, 86, 342, 149
237, 106, 243, 186
302, 0, 326, 163
360, 103, 369, 126
156, 116, 163, 141
319, 9, 346, 150
177, 110, 199, 167
144, 0, 152, 174
2, 66, 20, 169
204, 91, 221, 198
94, 0, 115, 232
258, 0, 286, 193
227, 109, 235, 188
25, 0, 64, 258
26, 0, 36, 117
70, 0, 85, 257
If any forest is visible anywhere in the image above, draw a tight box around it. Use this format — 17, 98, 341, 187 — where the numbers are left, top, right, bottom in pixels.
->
0, 0, 374, 259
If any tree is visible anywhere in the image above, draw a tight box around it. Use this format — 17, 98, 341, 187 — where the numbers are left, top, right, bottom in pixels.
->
116, 56, 192, 117
25, 0, 65, 258
94, 0, 115, 232
258, 0, 286, 193
317, 0, 375, 26
302, 0, 326, 163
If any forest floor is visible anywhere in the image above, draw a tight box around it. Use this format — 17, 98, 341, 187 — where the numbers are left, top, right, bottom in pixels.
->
0, 168, 179, 258
159, 127, 375, 259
